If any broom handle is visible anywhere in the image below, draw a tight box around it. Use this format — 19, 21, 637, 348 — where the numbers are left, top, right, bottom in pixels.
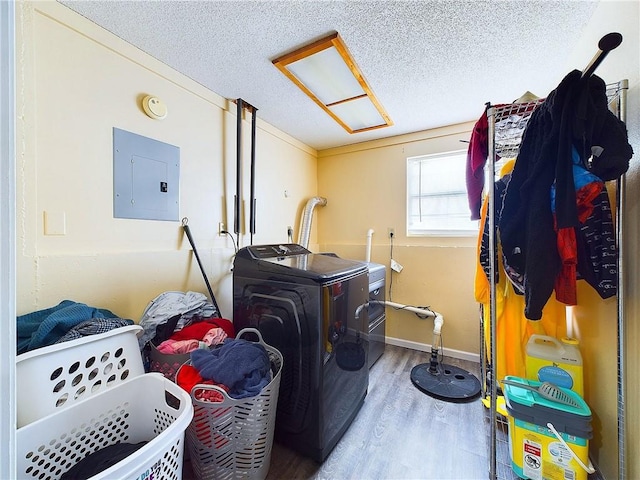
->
182, 219, 222, 317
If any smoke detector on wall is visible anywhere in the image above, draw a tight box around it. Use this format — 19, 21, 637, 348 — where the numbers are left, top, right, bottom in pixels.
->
142, 95, 168, 120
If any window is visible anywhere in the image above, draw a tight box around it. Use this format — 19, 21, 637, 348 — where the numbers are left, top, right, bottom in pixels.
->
407, 151, 478, 236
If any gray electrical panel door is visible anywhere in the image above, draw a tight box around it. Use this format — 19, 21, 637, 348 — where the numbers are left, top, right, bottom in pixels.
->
113, 127, 180, 221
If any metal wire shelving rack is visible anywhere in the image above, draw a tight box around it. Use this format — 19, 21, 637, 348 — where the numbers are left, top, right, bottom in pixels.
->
481, 98, 543, 480
480, 33, 629, 480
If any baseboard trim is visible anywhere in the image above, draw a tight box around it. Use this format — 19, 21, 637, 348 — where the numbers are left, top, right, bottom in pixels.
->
385, 336, 480, 363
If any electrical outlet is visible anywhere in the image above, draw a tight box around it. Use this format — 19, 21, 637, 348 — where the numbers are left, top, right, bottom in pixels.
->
218, 222, 226, 236
388, 227, 395, 238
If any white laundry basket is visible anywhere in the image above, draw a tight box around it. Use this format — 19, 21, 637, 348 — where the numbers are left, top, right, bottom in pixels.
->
180, 328, 283, 480
17, 372, 194, 480
16, 324, 145, 427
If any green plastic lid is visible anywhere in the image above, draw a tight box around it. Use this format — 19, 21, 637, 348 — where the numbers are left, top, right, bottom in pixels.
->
503, 376, 592, 438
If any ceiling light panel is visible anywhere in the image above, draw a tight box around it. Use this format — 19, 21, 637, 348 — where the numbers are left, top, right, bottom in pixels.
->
287, 47, 364, 104
329, 96, 386, 132
273, 33, 392, 134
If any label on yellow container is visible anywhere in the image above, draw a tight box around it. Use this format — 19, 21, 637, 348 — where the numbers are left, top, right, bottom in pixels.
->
510, 417, 588, 480
542, 439, 579, 480
523, 438, 542, 480
526, 335, 584, 397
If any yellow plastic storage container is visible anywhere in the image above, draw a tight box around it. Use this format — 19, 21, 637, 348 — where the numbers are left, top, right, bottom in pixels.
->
525, 335, 584, 396
504, 376, 592, 480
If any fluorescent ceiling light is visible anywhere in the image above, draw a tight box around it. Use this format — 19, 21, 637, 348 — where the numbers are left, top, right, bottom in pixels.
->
273, 33, 393, 134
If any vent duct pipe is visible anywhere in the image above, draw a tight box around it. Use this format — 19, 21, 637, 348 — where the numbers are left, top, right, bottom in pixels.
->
298, 196, 327, 249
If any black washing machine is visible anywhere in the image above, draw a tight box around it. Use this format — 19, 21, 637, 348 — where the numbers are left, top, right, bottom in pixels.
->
233, 244, 369, 462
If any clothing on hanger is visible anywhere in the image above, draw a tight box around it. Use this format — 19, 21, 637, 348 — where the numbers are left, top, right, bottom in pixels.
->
474, 161, 566, 381
513, 91, 539, 103
499, 70, 633, 320
465, 101, 539, 221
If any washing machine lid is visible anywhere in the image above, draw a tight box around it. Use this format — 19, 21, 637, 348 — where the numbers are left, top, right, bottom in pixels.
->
236, 244, 367, 281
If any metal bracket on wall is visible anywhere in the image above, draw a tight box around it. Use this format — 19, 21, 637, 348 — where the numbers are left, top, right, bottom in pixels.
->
234, 98, 259, 246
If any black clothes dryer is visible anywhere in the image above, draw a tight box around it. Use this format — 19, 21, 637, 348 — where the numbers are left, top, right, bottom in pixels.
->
233, 244, 369, 462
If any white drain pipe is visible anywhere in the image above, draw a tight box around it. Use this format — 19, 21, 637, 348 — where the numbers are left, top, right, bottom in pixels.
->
298, 196, 327, 249
365, 228, 374, 262
378, 301, 443, 335
379, 301, 444, 373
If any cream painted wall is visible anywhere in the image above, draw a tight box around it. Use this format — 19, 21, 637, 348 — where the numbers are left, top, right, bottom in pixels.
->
16, 1, 317, 321
317, 124, 481, 358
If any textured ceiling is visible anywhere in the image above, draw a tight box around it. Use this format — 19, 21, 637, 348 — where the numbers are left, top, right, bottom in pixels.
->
61, 0, 600, 150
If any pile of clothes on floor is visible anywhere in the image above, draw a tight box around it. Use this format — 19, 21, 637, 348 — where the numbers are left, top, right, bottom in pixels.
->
140, 291, 272, 403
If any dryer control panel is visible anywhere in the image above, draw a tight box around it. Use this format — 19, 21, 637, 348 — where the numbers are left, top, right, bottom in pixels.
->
245, 243, 311, 259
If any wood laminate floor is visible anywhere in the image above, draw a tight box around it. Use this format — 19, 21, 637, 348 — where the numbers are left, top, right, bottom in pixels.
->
264, 345, 488, 480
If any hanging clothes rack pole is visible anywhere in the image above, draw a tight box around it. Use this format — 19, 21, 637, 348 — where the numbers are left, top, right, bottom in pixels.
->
582, 32, 629, 480
486, 102, 498, 480
616, 78, 629, 480
581, 32, 622, 78
580, 32, 627, 479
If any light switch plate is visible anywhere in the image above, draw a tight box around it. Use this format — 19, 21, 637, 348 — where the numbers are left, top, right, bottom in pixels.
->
44, 211, 66, 235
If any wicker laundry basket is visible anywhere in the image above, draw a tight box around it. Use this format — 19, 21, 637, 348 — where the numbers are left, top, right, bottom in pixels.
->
181, 328, 283, 480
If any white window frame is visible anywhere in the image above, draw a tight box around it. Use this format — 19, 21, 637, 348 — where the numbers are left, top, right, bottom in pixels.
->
406, 150, 478, 237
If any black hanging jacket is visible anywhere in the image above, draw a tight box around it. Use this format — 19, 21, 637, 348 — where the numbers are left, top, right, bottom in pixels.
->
499, 70, 632, 320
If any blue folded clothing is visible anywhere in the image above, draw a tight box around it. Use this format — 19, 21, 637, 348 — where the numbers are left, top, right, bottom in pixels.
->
17, 300, 119, 354
191, 339, 270, 399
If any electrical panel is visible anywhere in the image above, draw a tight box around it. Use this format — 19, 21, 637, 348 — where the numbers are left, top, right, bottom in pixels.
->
113, 127, 180, 221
